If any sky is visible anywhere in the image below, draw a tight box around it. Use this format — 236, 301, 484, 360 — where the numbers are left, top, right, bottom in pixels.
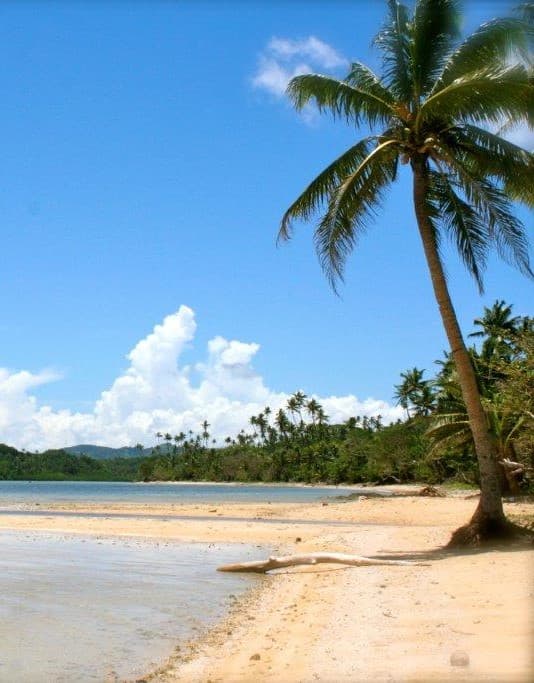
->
1, 0, 532, 451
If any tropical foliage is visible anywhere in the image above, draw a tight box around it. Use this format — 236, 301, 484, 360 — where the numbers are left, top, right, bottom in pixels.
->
139, 396, 432, 485
0, 444, 141, 481
426, 305, 533, 492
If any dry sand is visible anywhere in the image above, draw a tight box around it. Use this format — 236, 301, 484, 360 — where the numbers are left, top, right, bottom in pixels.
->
1, 489, 532, 682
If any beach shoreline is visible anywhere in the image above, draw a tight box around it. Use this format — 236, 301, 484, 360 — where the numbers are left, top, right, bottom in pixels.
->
1, 489, 532, 682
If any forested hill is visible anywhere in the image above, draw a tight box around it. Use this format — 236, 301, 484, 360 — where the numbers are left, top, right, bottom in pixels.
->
64, 444, 152, 459
0, 443, 141, 481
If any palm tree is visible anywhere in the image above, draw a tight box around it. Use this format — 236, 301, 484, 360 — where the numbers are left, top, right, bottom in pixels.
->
394, 367, 433, 418
249, 414, 259, 440
469, 299, 521, 361
255, 412, 268, 443
278, 0, 533, 543
275, 408, 291, 439
201, 420, 210, 448
306, 398, 322, 424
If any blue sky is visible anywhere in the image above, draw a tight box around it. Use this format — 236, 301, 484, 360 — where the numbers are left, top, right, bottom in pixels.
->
1, 0, 531, 450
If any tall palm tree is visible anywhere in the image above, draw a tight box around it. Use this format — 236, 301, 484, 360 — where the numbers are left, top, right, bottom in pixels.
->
278, 0, 533, 543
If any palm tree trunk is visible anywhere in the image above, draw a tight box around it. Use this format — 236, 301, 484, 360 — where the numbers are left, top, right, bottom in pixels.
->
411, 156, 507, 539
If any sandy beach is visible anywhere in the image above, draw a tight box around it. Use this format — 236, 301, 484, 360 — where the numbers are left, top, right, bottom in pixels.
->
1, 488, 532, 682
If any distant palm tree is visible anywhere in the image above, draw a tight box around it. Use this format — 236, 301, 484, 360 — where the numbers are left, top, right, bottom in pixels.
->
249, 414, 258, 439
201, 420, 210, 448
279, 0, 532, 543
394, 367, 432, 418
306, 398, 322, 424
469, 299, 522, 361
275, 408, 291, 439
255, 412, 268, 443
286, 396, 299, 425
288, 391, 307, 424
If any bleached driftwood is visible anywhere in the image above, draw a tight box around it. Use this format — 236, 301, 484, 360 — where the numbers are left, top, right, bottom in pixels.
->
217, 552, 428, 573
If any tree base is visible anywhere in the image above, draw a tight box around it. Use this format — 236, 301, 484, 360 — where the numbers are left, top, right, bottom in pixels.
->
447, 507, 533, 548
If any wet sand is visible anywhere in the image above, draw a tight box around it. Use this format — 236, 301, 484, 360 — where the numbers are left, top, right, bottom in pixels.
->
1, 489, 532, 682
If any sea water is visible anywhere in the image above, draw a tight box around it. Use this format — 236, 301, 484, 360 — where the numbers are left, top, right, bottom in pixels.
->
0, 480, 359, 507
0, 531, 262, 682
0, 481, 384, 681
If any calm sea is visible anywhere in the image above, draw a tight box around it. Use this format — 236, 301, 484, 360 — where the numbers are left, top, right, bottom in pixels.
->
0, 481, 366, 682
0, 531, 261, 682
0, 480, 360, 506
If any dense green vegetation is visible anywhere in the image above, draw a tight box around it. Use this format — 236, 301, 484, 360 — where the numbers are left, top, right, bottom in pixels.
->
0, 419, 433, 485
141, 413, 432, 484
399, 302, 533, 494
0, 444, 142, 481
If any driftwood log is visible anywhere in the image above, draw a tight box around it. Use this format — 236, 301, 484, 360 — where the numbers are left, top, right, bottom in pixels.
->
218, 552, 428, 573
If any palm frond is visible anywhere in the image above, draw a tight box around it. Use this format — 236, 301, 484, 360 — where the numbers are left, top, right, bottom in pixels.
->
457, 124, 533, 165
313, 141, 400, 288
451, 124, 534, 207
426, 412, 472, 455
286, 74, 396, 128
427, 168, 488, 291
373, 0, 414, 101
344, 61, 397, 108
412, 0, 461, 97
433, 17, 531, 91
427, 412, 471, 436
435, 145, 533, 277
279, 138, 376, 242
421, 64, 531, 128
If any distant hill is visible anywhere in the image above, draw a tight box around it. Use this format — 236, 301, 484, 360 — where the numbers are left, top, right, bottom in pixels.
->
64, 443, 175, 459
64, 444, 152, 459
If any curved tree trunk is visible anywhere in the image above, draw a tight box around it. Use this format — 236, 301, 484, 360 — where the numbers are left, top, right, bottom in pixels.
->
411, 156, 509, 543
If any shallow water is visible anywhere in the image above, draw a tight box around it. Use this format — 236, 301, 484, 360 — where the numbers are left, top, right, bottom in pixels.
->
0, 480, 387, 681
0, 480, 362, 507
0, 531, 261, 682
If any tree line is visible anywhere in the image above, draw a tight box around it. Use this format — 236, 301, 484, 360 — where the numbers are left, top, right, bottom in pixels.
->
0, 301, 530, 489
141, 301, 531, 491
0, 444, 141, 481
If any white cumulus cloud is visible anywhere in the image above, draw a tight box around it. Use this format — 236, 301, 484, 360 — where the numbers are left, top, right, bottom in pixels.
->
0, 306, 402, 451
252, 36, 347, 98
